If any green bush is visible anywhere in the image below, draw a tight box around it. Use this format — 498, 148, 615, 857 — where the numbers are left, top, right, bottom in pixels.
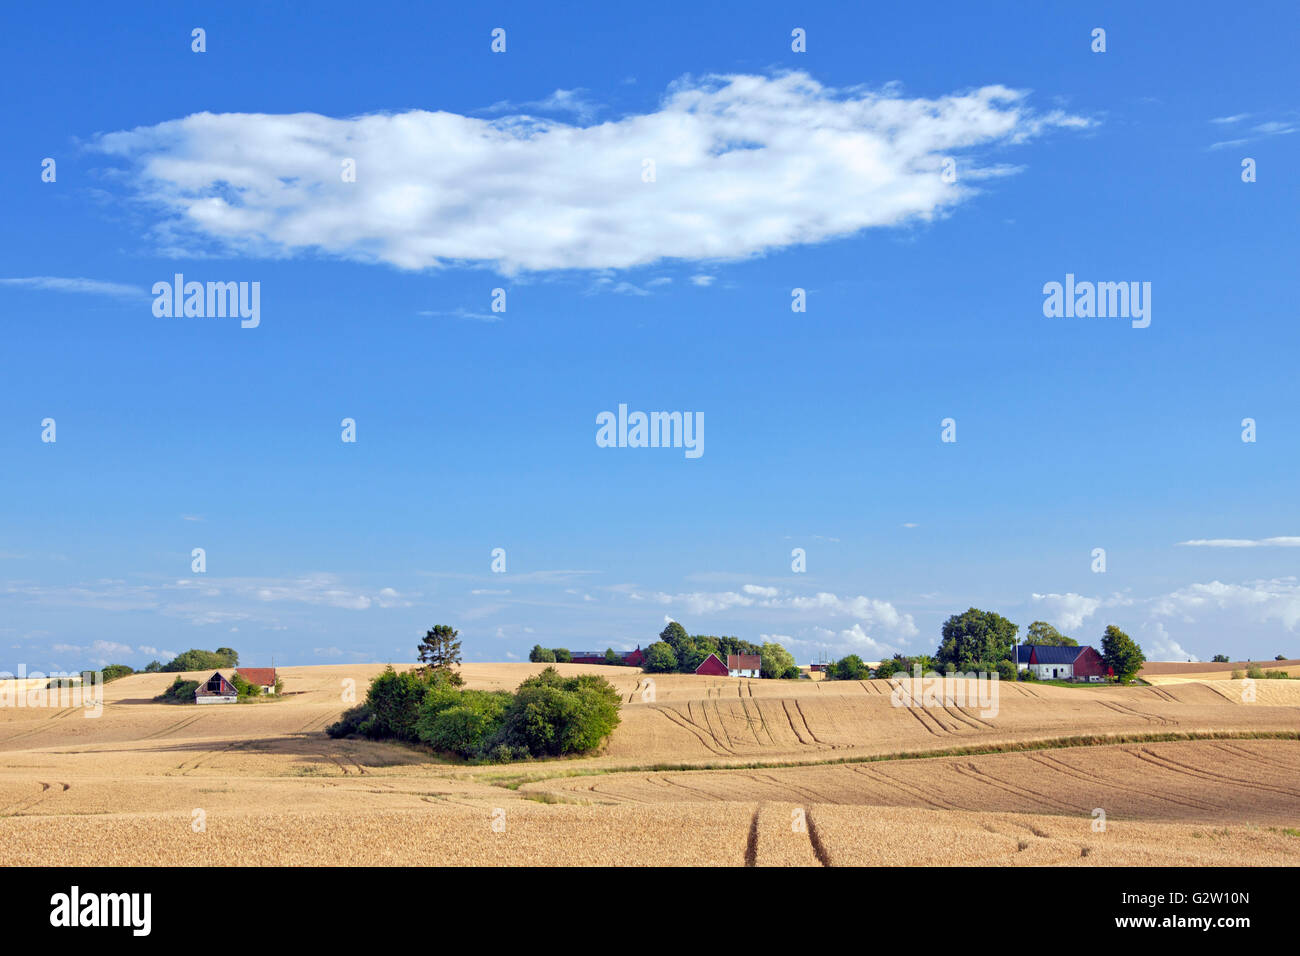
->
231, 673, 262, 699
100, 664, 134, 683
414, 688, 510, 756
827, 654, 870, 681
641, 641, 678, 673
333, 665, 622, 762
156, 677, 199, 703
364, 666, 444, 742
995, 660, 1018, 683
489, 668, 621, 757
326, 703, 375, 738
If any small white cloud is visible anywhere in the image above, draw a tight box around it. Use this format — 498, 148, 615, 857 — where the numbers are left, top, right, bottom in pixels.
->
0, 276, 145, 299
417, 307, 501, 323
1178, 537, 1300, 548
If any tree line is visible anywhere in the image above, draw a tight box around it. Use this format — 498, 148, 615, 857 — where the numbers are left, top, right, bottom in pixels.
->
823, 609, 1147, 683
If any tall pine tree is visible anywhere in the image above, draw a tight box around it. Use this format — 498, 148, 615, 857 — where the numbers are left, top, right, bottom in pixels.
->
418, 625, 463, 680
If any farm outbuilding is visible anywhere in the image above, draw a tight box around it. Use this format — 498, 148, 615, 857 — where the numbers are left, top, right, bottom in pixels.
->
727, 653, 761, 678
694, 653, 728, 676
1015, 644, 1111, 681
236, 667, 278, 694
195, 671, 238, 704
569, 646, 646, 666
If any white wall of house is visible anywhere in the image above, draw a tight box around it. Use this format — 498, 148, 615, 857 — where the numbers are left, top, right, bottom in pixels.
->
729, 667, 759, 678
1031, 663, 1073, 680
196, 695, 237, 704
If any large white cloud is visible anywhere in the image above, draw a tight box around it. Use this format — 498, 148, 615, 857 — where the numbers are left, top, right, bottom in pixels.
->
91, 72, 1086, 273
1031, 592, 1103, 631
1150, 578, 1300, 631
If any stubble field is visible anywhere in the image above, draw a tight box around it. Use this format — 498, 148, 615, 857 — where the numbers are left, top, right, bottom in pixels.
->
1, 663, 1297, 865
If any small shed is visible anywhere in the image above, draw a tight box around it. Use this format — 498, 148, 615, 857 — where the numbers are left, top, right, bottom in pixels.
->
694, 653, 728, 676
727, 653, 761, 678
195, 671, 238, 704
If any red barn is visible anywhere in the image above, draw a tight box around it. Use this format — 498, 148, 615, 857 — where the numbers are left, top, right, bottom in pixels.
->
1071, 645, 1110, 680
694, 653, 728, 676
569, 646, 646, 666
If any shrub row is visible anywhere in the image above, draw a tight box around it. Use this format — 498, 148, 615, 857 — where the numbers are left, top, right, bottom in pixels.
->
326, 665, 621, 762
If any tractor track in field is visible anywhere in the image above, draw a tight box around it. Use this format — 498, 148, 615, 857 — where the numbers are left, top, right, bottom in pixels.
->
952, 760, 1089, 814
652, 705, 731, 757
792, 700, 832, 747
941, 704, 983, 731
1130, 746, 1300, 800
1099, 700, 1171, 726
0, 707, 80, 745
744, 806, 761, 866
850, 764, 960, 810
804, 808, 832, 866
1213, 741, 1300, 773
142, 712, 206, 740
954, 704, 996, 729
1024, 751, 1223, 812
898, 702, 945, 737
0, 780, 71, 817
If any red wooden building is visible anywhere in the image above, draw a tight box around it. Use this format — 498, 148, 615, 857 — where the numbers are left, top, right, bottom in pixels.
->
694, 653, 728, 676
569, 646, 646, 666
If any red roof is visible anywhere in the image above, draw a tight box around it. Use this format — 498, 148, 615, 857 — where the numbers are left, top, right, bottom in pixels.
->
727, 653, 761, 671
236, 667, 277, 686
695, 653, 729, 676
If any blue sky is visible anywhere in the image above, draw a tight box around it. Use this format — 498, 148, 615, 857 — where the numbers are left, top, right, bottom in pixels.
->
3, 1, 1299, 672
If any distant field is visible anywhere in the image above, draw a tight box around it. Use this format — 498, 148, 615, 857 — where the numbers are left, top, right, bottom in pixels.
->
0, 662, 1297, 865
1141, 659, 1300, 685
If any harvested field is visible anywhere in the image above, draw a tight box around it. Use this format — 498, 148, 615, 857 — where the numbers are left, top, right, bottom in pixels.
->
0, 663, 1296, 865
1141, 659, 1300, 684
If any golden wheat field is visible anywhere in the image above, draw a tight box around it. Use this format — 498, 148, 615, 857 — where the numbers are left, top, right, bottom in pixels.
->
1, 663, 1297, 866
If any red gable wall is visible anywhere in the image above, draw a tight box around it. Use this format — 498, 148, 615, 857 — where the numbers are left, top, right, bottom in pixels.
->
695, 653, 728, 676
1072, 646, 1108, 678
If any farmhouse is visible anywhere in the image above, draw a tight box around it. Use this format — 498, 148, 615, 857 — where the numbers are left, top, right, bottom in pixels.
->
694, 653, 728, 676
1016, 644, 1111, 682
569, 647, 646, 666
727, 653, 761, 678
194, 671, 238, 704
236, 667, 278, 695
